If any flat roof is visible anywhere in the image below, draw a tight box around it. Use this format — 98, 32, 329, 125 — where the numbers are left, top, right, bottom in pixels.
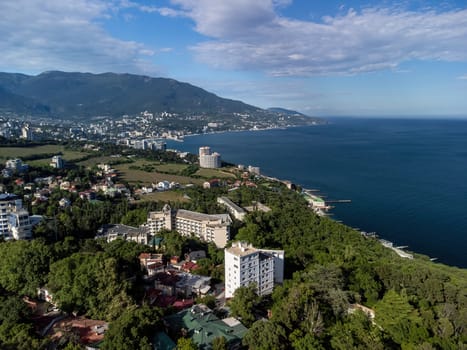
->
177, 210, 230, 223
218, 197, 246, 213
226, 245, 259, 257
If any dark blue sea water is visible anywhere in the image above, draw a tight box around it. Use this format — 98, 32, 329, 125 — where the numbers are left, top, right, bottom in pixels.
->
167, 118, 467, 268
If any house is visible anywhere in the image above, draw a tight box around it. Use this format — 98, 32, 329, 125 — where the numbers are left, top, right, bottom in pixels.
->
60, 181, 71, 190
96, 224, 150, 245
170, 256, 180, 264
141, 186, 153, 194
175, 273, 211, 297
164, 305, 247, 349
203, 179, 221, 189
185, 250, 206, 263
1, 168, 13, 178
79, 190, 97, 201
156, 181, 171, 191
181, 261, 198, 273
59, 198, 71, 208
139, 253, 165, 276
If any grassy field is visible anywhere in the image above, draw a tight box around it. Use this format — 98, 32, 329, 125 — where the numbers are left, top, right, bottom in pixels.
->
195, 167, 237, 179
77, 156, 126, 167
114, 163, 204, 186
0, 145, 86, 161
155, 163, 188, 174
135, 191, 190, 203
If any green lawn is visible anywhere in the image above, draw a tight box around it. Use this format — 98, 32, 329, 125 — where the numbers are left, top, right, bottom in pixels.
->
135, 191, 190, 203
0, 145, 87, 161
114, 163, 203, 186
155, 163, 188, 174
77, 156, 125, 167
195, 167, 237, 179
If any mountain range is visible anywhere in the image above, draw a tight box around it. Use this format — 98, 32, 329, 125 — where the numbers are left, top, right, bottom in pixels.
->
0, 71, 309, 120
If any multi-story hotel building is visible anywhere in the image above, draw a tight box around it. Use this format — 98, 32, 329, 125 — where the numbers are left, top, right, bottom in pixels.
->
146, 205, 231, 248
199, 146, 221, 169
224, 242, 284, 298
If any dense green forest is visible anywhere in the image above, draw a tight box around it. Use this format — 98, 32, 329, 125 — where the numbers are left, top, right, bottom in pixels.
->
231, 186, 467, 349
0, 178, 465, 349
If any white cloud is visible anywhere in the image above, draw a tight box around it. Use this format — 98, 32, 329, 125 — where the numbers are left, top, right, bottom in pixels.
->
457, 74, 467, 80
164, 1, 467, 76
0, 0, 159, 74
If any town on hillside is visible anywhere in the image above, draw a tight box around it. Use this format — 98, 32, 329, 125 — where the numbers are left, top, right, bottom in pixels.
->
0, 138, 465, 350
0, 139, 290, 349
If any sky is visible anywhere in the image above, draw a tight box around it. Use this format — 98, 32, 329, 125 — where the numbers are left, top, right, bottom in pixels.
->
1, 0, 467, 117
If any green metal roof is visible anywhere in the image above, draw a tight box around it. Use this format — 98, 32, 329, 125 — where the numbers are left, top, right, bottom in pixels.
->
153, 331, 176, 350
165, 306, 247, 350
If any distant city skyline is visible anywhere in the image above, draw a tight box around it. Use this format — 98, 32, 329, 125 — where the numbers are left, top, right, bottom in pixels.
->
1, 0, 467, 117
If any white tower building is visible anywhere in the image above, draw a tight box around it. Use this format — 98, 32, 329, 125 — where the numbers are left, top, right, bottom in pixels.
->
199, 146, 221, 168
224, 242, 284, 298
0, 194, 32, 240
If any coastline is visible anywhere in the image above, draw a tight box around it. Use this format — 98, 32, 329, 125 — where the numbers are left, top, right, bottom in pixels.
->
168, 120, 325, 141
166, 121, 465, 266
254, 170, 420, 263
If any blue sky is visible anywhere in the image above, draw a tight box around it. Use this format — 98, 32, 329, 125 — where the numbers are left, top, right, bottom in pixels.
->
1, 0, 467, 117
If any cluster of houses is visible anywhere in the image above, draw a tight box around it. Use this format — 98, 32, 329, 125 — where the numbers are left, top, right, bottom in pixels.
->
2, 158, 29, 177
134, 180, 181, 196
2, 153, 290, 349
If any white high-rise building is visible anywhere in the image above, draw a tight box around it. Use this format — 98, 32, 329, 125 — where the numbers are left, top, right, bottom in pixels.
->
9, 210, 32, 240
0, 194, 32, 240
199, 146, 221, 168
224, 242, 284, 298
21, 124, 33, 140
50, 155, 65, 169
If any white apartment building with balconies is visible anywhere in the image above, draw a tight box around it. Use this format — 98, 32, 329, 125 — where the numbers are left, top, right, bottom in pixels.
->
0, 194, 32, 240
146, 205, 232, 248
9, 210, 32, 240
224, 241, 284, 298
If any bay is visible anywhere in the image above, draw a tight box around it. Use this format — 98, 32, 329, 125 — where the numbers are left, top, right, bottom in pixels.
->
167, 117, 467, 268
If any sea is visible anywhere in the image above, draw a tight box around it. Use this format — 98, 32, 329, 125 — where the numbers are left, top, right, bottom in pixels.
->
167, 117, 467, 268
